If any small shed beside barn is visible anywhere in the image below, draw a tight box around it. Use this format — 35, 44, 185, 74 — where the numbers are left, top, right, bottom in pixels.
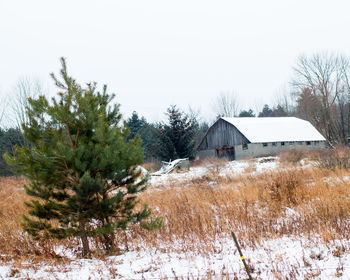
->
197, 117, 326, 160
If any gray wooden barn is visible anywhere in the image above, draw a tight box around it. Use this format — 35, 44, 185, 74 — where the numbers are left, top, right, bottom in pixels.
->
197, 117, 326, 160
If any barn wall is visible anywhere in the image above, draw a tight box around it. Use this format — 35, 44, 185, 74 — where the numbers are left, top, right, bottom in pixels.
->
235, 141, 326, 160
197, 149, 216, 159
198, 119, 249, 150
197, 141, 326, 160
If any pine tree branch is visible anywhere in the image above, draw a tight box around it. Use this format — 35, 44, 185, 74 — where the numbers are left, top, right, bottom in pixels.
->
75, 127, 80, 147
64, 124, 81, 185
65, 123, 75, 148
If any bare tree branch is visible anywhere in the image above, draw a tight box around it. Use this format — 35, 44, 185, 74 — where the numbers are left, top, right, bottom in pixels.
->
0, 94, 8, 128
291, 52, 350, 144
213, 92, 240, 118
10, 77, 44, 130
274, 85, 296, 116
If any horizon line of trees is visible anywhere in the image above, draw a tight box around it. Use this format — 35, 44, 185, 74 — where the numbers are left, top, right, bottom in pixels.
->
1, 52, 350, 176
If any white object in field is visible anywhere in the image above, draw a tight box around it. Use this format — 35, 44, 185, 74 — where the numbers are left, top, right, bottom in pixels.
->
136, 165, 149, 176
152, 158, 190, 176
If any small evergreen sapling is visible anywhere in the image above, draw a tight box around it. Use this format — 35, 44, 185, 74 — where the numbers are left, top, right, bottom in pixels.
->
4, 58, 161, 257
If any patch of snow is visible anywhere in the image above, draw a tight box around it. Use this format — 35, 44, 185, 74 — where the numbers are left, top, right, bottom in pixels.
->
284, 207, 301, 219
254, 156, 279, 173
150, 166, 207, 186
323, 176, 350, 186
136, 165, 148, 176
220, 160, 250, 176
150, 156, 283, 186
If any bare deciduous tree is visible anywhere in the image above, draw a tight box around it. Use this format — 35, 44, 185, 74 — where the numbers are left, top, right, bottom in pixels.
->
10, 77, 44, 130
274, 86, 296, 116
213, 92, 240, 118
0, 94, 8, 128
291, 53, 350, 144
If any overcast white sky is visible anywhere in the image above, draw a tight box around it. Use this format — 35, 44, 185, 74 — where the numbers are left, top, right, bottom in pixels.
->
1, 0, 350, 122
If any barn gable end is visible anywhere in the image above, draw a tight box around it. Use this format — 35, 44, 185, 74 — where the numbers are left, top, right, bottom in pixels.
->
198, 118, 250, 150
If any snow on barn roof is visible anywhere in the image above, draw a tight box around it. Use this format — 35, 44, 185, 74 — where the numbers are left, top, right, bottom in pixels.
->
221, 117, 326, 143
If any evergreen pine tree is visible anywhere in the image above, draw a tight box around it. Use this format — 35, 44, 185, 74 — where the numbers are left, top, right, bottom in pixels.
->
126, 112, 159, 160
126, 111, 147, 140
194, 121, 209, 147
0, 128, 24, 176
158, 105, 197, 160
258, 104, 274, 117
4, 58, 161, 257
238, 109, 255, 117
273, 104, 288, 117
138, 123, 159, 160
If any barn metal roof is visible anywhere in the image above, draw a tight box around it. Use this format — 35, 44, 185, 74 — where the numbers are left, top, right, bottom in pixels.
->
221, 117, 326, 143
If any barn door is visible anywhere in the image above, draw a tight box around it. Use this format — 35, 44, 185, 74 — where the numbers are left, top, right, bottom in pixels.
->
216, 146, 235, 160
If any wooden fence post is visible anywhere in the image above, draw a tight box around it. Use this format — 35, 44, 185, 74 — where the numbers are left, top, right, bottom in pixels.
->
231, 230, 253, 280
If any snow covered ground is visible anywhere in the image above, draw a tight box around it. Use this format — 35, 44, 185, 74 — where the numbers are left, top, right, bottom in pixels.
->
1, 157, 349, 279
150, 156, 280, 187
1, 235, 350, 279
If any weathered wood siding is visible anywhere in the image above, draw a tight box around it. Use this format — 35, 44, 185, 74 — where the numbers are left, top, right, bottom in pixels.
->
198, 119, 250, 150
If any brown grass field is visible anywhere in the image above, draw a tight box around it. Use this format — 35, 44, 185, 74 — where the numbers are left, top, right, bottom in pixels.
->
1, 148, 350, 266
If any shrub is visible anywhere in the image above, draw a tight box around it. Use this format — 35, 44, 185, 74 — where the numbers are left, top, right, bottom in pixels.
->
315, 147, 350, 170
265, 170, 303, 208
259, 157, 275, 163
204, 157, 229, 175
279, 148, 306, 163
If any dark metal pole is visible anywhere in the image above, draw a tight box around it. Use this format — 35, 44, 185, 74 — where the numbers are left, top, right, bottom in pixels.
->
231, 230, 253, 280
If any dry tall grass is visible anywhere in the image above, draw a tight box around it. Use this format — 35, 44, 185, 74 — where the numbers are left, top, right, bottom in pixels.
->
279, 148, 307, 163
0, 177, 74, 262
0, 177, 35, 257
315, 146, 350, 170
134, 165, 350, 252
2, 151, 350, 260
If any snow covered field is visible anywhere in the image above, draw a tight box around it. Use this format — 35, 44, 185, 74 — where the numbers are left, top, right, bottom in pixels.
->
1, 157, 350, 279
1, 235, 350, 279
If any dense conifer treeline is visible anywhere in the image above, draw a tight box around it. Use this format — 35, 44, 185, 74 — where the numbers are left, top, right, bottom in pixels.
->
126, 105, 208, 161
3, 52, 350, 175
0, 128, 24, 176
